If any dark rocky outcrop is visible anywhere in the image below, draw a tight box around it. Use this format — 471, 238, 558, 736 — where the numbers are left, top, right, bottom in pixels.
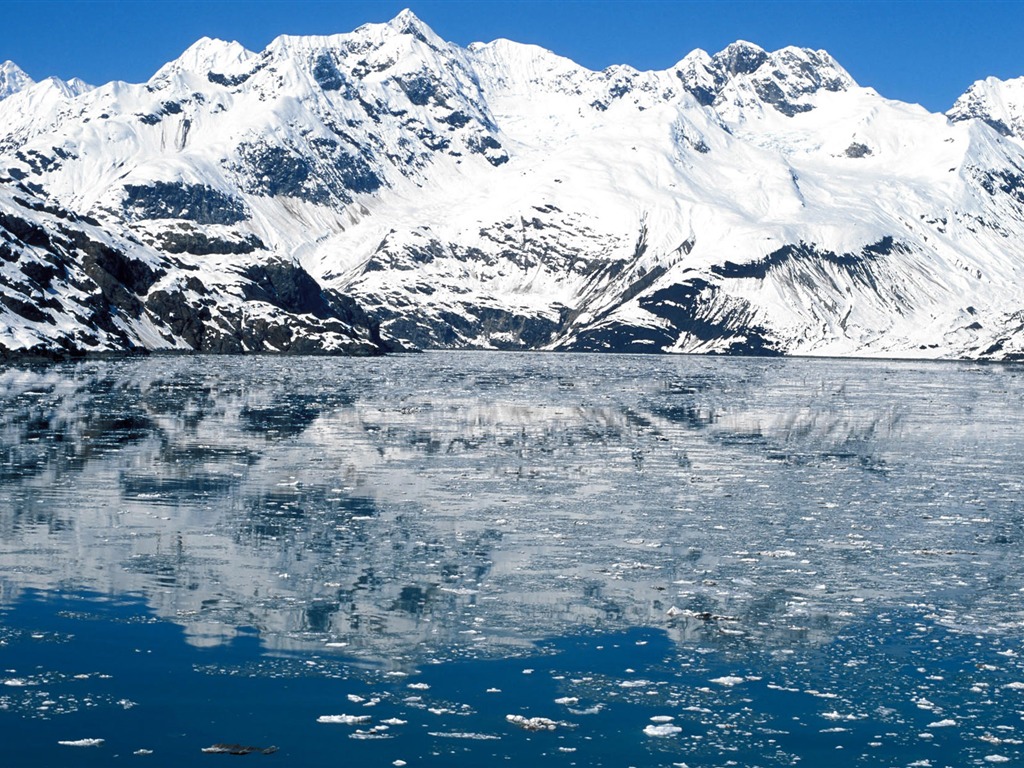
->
122, 182, 249, 225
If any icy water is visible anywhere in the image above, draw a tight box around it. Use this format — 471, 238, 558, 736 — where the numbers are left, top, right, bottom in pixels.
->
1, 352, 1024, 767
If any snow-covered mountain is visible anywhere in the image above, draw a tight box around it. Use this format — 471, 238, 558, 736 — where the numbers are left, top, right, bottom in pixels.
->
3, 9, 1024, 360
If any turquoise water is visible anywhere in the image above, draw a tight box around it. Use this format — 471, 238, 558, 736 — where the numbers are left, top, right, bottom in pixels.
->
1, 352, 1023, 766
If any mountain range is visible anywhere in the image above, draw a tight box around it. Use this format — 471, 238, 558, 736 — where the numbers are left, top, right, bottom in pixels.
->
3, 9, 1024, 360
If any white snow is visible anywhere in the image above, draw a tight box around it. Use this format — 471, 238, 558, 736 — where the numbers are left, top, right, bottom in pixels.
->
4, 9, 1024, 360
506, 714, 559, 731
644, 723, 683, 736
710, 675, 745, 687
317, 714, 372, 724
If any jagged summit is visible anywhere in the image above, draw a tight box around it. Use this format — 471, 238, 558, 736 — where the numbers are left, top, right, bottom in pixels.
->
714, 40, 768, 76
388, 7, 436, 40
948, 75, 1024, 139
671, 40, 853, 115
153, 36, 256, 81
0, 60, 34, 100
0, 60, 92, 101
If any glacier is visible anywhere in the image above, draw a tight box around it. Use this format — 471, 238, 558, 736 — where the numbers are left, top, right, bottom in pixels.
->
2, 9, 1024, 360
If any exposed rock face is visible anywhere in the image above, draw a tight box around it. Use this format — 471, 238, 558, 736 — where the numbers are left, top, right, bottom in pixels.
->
3, 11, 1024, 360
0, 182, 384, 359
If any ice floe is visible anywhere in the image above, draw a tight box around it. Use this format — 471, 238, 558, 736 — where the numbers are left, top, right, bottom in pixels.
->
317, 714, 372, 724
429, 731, 501, 740
709, 675, 745, 686
201, 744, 278, 754
644, 724, 682, 737
506, 714, 559, 731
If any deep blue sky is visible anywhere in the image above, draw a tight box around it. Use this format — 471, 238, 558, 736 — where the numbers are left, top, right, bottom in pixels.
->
3, 0, 1023, 112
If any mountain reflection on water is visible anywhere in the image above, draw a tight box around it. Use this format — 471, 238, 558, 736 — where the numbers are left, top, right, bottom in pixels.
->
1, 352, 1022, 666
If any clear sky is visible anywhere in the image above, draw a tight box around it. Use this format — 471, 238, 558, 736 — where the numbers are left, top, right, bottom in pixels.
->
3, 0, 1023, 112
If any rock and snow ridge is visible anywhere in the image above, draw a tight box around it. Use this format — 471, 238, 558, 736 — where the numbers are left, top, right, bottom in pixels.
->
2, 9, 1024, 360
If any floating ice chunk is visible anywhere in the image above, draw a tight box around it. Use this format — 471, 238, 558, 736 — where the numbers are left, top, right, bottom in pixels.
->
393, 762, 407, 767
58, 738, 104, 747
506, 714, 558, 731
985, 757, 1011, 763
350, 727, 391, 740
644, 724, 682, 737
554, 697, 578, 705
381, 718, 407, 726
133, 748, 154, 755
759, 549, 797, 558
927, 719, 957, 728
568, 704, 604, 715
619, 679, 654, 688
347, 694, 365, 703
650, 715, 675, 723
201, 744, 279, 755
805, 689, 838, 699
666, 606, 685, 617
407, 682, 430, 690
486, 688, 501, 693
1002, 682, 1024, 690
429, 732, 501, 740
4, 679, 32, 686
317, 714, 372, 725
709, 676, 744, 687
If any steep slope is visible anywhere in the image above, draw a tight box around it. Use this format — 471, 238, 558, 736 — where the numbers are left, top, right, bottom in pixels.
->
2, 10, 1024, 360
949, 75, 1024, 140
0, 179, 384, 359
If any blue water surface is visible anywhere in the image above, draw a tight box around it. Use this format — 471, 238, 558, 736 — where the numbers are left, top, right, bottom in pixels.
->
1, 352, 1023, 766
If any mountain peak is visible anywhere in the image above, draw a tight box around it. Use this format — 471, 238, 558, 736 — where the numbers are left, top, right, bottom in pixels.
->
154, 36, 256, 80
387, 8, 437, 44
948, 75, 1024, 139
0, 60, 35, 100
674, 41, 852, 113
713, 40, 768, 76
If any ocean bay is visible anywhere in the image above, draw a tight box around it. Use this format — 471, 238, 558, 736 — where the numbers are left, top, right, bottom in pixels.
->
1, 352, 1023, 765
